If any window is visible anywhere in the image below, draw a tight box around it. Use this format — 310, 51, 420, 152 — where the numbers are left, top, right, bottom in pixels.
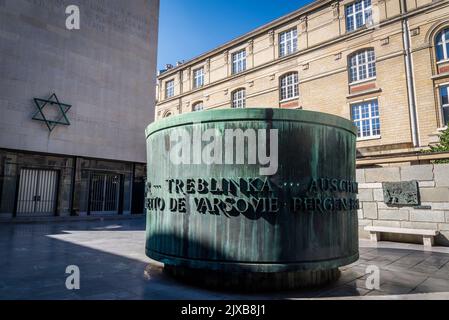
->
193, 68, 204, 89
351, 99, 380, 139
279, 28, 298, 57
440, 85, 449, 126
436, 28, 449, 62
165, 80, 174, 99
280, 72, 299, 101
349, 49, 376, 83
346, 0, 372, 32
192, 101, 204, 112
231, 89, 246, 108
232, 50, 246, 74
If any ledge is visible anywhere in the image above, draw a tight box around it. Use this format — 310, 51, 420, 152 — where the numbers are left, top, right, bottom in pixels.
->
146, 108, 357, 138
356, 150, 449, 166
357, 135, 381, 142
349, 77, 376, 87
347, 88, 382, 99
431, 72, 449, 80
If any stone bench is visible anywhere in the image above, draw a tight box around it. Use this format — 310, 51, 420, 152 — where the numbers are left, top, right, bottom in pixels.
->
364, 226, 439, 247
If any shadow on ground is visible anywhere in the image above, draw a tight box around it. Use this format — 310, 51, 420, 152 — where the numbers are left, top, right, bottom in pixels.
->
0, 218, 448, 300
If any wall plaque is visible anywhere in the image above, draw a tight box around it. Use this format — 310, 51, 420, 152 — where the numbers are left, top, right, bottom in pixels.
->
382, 181, 420, 206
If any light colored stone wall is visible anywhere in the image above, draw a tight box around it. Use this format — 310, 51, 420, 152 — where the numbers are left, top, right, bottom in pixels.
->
0, 0, 159, 163
357, 163, 449, 246
156, 0, 449, 159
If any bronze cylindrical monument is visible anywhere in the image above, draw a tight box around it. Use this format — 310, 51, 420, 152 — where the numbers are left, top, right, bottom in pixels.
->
145, 108, 359, 290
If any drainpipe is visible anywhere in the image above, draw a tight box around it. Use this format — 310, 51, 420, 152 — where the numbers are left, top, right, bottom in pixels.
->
401, 0, 420, 148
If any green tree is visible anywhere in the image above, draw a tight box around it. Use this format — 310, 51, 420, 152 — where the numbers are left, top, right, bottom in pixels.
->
425, 127, 449, 163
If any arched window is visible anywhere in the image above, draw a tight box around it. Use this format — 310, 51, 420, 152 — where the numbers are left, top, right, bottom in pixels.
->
348, 49, 376, 83
280, 72, 299, 101
231, 89, 246, 109
436, 28, 449, 62
192, 101, 204, 112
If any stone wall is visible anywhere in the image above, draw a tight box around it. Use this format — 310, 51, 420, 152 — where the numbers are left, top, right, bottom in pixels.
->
357, 164, 449, 246
0, 0, 159, 163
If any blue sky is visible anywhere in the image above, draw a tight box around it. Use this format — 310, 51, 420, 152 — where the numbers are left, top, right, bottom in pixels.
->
157, 0, 313, 70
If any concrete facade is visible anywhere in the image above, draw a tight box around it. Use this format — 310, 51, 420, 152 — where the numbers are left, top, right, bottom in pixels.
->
155, 0, 449, 166
0, 0, 159, 218
357, 163, 449, 245
0, 0, 159, 163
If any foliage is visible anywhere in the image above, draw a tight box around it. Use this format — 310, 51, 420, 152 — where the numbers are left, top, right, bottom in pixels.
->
424, 127, 449, 163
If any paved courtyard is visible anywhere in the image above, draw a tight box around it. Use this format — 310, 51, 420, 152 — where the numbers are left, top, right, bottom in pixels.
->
1, 217, 449, 300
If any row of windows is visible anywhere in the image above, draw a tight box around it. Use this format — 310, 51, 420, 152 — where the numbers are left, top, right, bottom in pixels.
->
189, 88, 246, 112
164, 20, 449, 131
166, 29, 449, 102
229, 0, 374, 76
163, 0, 377, 100
165, 49, 377, 99
191, 73, 298, 113
166, 68, 205, 99
189, 97, 381, 139
187, 84, 449, 137
164, 0, 449, 99
188, 96, 382, 140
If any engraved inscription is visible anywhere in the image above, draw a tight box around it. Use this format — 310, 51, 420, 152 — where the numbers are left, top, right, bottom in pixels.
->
145, 177, 359, 217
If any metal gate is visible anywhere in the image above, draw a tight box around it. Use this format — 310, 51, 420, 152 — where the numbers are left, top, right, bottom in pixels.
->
16, 169, 58, 216
89, 173, 120, 215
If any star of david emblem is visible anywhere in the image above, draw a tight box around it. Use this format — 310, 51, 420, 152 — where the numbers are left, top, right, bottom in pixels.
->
32, 93, 72, 132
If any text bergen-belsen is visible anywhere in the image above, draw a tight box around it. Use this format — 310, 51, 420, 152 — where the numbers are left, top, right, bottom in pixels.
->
145, 177, 359, 215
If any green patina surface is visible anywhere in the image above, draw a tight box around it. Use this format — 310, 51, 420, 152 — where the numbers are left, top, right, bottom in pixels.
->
145, 108, 359, 274
145, 108, 357, 138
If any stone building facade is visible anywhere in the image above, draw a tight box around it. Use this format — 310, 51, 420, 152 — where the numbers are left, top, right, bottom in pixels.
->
0, 0, 159, 219
155, 0, 449, 166
357, 163, 449, 245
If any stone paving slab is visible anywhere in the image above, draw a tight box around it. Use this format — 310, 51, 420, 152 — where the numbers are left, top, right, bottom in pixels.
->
0, 218, 449, 300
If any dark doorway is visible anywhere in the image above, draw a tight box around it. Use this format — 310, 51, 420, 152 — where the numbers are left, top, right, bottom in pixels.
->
15, 168, 59, 216
89, 172, 121, 215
